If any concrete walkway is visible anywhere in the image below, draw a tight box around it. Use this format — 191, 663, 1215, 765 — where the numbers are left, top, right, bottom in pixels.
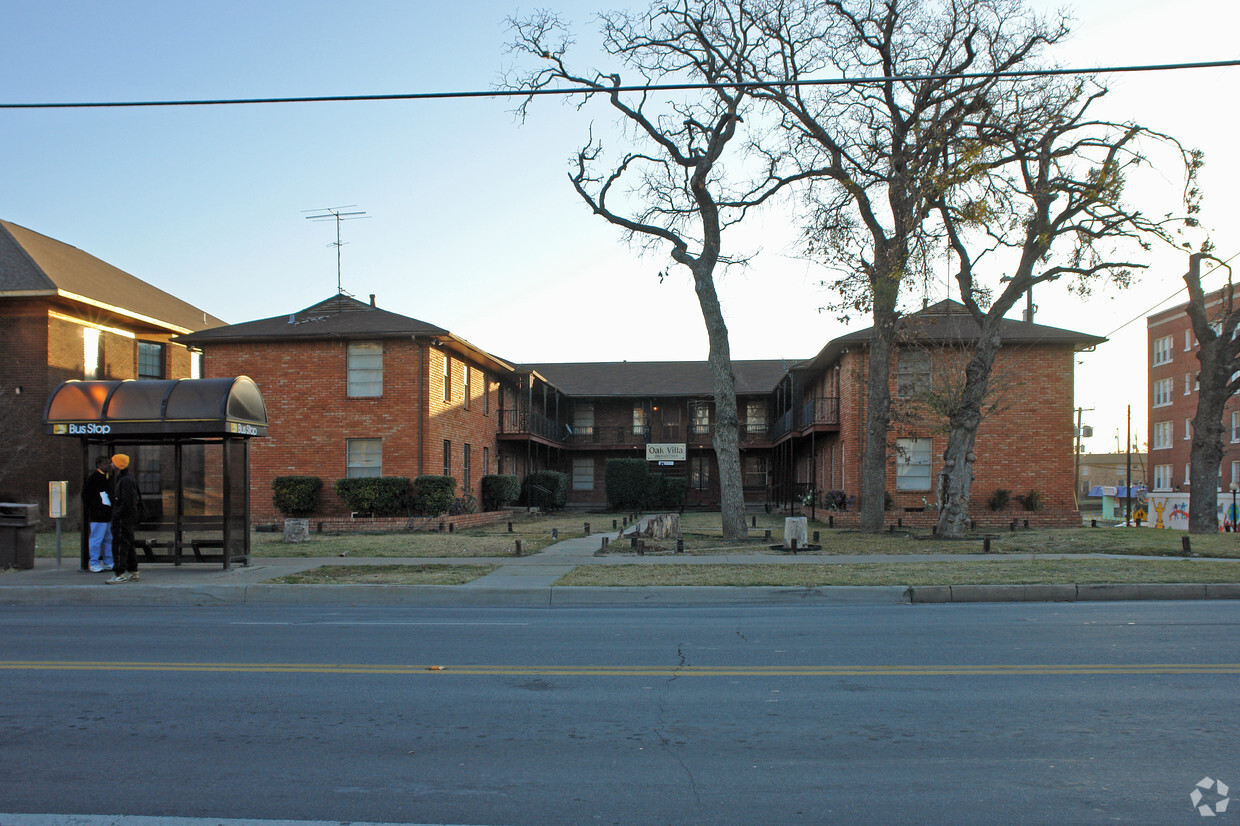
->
2, 518, 1238, 607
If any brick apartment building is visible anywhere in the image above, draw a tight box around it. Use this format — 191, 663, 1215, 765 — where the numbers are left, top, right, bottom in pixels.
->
1147, 287, 1240, 496
181, 295, 1099, 527
0, 219, 222, 517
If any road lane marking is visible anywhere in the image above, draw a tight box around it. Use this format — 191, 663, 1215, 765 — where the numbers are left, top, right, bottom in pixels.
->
1, 661, 1237, 676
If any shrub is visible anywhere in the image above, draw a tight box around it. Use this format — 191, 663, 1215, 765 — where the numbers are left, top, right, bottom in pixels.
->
606, 459, 649, 510
821, 490, 849, 511
449, 493, 478, 516
480, 474, 521, 511
644, 474, 688, 509
523, 471, 568, 510
1017, 490, 1042, 511
884, 491, 894, 511
334, 477, 414, 516
413, 475, 457, 516
272, 476, 322, 516
988, 488, 1011, 511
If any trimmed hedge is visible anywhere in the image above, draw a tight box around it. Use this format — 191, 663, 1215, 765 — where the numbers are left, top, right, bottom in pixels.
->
523, 471, 568, 510
605, 459, 649, 510
272, 476, 322, 516
413, 475, 457, 516
334, 477, 414, 516
481, 474, 521, 511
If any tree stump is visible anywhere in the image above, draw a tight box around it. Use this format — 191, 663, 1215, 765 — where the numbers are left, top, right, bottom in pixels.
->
784, 517, 808, 550
283, 518, 310, 543
643, 513, 681, 539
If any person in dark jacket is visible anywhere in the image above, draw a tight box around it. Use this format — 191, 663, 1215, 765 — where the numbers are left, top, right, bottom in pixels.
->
106, 454, 142, 584
81, 455, 114, 572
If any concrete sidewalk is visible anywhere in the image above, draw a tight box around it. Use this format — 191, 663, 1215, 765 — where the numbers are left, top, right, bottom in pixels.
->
3, 520, 1239, 607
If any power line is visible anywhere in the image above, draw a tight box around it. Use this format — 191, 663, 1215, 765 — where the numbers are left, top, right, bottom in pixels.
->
2, 58, 1238, 110
1102, 251, 1240, 339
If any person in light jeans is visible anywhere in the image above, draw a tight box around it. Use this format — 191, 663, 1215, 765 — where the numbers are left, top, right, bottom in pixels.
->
80, 455, 114, 573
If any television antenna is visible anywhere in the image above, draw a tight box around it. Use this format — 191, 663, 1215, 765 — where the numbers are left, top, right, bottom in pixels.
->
303, 205, 369, 294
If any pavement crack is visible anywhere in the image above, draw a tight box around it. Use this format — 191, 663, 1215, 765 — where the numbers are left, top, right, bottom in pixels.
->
651, 642, 702, 809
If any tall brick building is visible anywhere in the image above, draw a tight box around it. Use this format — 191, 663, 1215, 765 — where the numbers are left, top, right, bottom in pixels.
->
0, 220, 222, 517
181, 295, 1099, 526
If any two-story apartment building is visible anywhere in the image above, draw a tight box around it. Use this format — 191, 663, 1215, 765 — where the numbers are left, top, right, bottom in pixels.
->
0, 219, 222, 516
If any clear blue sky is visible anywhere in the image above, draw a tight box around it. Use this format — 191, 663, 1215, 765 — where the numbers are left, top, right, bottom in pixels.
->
3, 0, 1238, 453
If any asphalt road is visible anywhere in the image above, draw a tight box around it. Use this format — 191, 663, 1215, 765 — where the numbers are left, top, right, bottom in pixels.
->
1, 601, 1237, 825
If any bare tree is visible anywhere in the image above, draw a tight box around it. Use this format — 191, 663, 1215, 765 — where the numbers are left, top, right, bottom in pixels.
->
505, 2, 806, 539
932, 83, 1200, 536
732, 0, 1068, 531
1182, 252, 1237, 534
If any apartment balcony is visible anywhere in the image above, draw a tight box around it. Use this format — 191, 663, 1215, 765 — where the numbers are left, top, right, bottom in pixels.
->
771, 397, 841, 441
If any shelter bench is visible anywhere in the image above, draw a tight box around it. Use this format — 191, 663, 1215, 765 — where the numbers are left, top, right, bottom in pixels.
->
133, 515, 244, 569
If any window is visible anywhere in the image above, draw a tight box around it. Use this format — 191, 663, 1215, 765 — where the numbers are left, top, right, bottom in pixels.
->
83, 327, 102, 379
691, 456, 711, 490
190, 350, 204, 380
442, 355, 451, 402
346, 439, 382, 478
1153, 378, 1173, 407
572, 457, 594, 491
1152, 421, 1173, 450
137, 341, 165, 380
347, 342, 383, 397
1154, 464, 1172, 491
483, 377, 490, 415
463, 444, 471, 491
572, 403, 595, 440
896, 437, 932, 491
743, 400, 765, 439
1185, 373, 1193, 395
1185, 419, 1193, 440
1185, 464, 1192, 486
897, 350, 931, 398
463, 367, 471, 410
1153, 335, 1173, 366
1232, 462, 1239, 486
1186, 330, 1193, 351
443, 440, 451, 478
633, 404, 649, 437
1233, 412, 1240, 443
691, 402, 712, 438
483, 446, 490, 476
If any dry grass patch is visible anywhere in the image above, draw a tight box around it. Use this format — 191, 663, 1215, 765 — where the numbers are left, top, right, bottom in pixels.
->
556, 558, 1240, 587
267, 564, 498, 585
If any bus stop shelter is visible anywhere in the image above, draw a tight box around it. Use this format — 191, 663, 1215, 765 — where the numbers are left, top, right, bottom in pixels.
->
43, 376, 268, 571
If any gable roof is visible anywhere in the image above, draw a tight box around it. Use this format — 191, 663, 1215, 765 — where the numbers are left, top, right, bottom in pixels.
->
176, 293, 450, 343
520, 360, 792, 397
794, 299, 1107, 372
0, 219, 225, 333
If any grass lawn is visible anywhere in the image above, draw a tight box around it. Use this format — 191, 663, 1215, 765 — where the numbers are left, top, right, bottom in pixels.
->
556, 558, 1240, 587
267, 564, 499, 585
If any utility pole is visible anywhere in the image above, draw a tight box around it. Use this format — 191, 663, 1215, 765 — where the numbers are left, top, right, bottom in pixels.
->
1073, 407, 1094, 509
1125, 405, 1132, 525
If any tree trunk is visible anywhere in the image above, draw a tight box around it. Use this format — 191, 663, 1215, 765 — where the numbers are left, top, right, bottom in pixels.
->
1189, 341, 1229, 534
936, 329, 1001, 537
694, 263, 748, 540
860, 298, 898, 532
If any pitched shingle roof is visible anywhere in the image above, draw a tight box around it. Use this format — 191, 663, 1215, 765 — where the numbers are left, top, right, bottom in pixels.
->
520, 360, 792, 397
0, 219, 225, 333
176, 293, 449, 343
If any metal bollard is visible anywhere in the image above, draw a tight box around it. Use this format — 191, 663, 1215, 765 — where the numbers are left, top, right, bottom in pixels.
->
751, 516, 757, 528
829, 515, 834, 528
983, 538, 991, 553
613, 519, 618, 530
631, 536, 639, 550
507, 521, 513, 533
790, 538, 798, 554
584, 522, 590, 535
676, 539, 684, 554
764, 529, 771, 540
448, 523, 455, 534
1183, 536, 1192, 555
515, 540, 523, 557
813, 531, 820, 543
439, 521, 445, 532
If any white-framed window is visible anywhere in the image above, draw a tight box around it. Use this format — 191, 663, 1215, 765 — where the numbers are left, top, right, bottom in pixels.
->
346, 438, 382, 478
1185, 463, 1192, 485
1152, 421, 1173, 449
572, 403, 594, 440
1185, 419, 1193, 440
443, 440, 451, 477
895, 437, 932, 491
190, 349, 204, 380
137, 341, 165, 380
1186, 329, 1193, 351
1153, 378, 1173, 407
482, 446, 490, 476
691, 402, 712, 438
463, 366, 471, 410
1233, 411, 1240, 443
633, 404, 649, 437
83, 327, 102, 379
442, 354, 451, 402
1232, 462, 1239, 486
463, 444, 471, 491
347, 342, 383, 397
897, 349, 932, 398
1185, 373, 1193, 395
743, 400, 765, 439
1153, 464, 1173, 491
1153, 335, 1174, 366
572, 457, 594, 491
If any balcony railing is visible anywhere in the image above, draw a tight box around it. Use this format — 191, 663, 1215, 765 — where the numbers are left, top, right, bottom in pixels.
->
771, 397, 840, 439
501, 411, 782, 446
499, 409, 562, 442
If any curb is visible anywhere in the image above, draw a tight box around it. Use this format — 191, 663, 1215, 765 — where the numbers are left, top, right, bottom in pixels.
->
909, 583, 1240, 604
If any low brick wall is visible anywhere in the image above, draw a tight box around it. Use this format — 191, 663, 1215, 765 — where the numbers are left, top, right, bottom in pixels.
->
292, 510, 514, 534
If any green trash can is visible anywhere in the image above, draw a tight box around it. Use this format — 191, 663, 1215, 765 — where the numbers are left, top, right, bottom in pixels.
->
0, 503, 40, 570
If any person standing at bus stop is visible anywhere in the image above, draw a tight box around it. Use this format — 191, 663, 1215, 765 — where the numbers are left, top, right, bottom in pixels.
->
81, 455, 114, 573
106, 454, 141, 584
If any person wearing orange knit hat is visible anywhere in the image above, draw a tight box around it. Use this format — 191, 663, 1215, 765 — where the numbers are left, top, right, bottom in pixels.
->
106, 454, 142, 584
